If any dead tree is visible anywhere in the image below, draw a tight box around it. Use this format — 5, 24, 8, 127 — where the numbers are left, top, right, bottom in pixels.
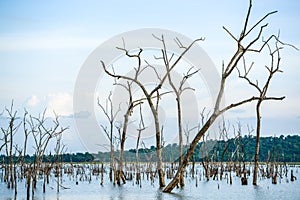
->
0, 117, 10, 185
218, 119, 231, 180
198, 108, 211, 181
154, 34, 199, 186
113, 74, 144, 185
183, 123, 198, 179
101, 37, 203, 187
163, 0, 288, 192
135, 103, 146, 186
13, 145, 22, 196
53, 133, 67, 193
166, 64, 199, 187
0, 101, 21, 189
22, 109, 31, 178
200, 133, 210, 181
237, 32, 293, 184
27, 110, 68, 197
98, 92, 121, 182
234, 122, 254, 185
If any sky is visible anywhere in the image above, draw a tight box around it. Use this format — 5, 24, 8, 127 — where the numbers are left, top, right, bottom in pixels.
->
0, 0, 299, 153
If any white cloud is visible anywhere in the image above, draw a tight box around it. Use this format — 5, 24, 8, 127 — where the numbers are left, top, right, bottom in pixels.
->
46, 93, 73, 117
27, 95, 40, 107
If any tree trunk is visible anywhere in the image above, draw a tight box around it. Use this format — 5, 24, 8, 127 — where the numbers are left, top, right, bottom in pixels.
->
109, 123, 114, 182
118, 108, 131, 185
9, 121, 14, 189
57, 165, 60, 193
253, 101, 262, 185
145, 95, 165, 188
136, 128, 142, 185
154, 112, 165, 187
101, 163, 104, 186
163, 114, 217, 192
43, 173, 46, 193
176, 97, 184, 187
26, 170, 31, 200
14, 164, 17, 196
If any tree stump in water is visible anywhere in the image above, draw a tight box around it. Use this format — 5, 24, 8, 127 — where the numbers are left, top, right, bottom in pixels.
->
291, 170, 297, 182
272, 175, 277, 184
241, 177, 247, 185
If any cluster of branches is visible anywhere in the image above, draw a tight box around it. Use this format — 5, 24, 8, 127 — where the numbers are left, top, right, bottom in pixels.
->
0, 101, 68, 199
99, 34, 202, 187
97, 0, 296, 192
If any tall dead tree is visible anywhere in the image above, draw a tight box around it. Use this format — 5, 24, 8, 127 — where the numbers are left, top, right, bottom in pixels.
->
22, 109, 31, 178
135, 103, 146, 186
0, 101, 21, 189
115, 80, 143, 185
53, 133, 67, 193
0, 115, 10, 185
101, 36, 203, 188
98, 92, 121, 182
27, 110, 68, 197
166, 64, 199, 187
237, 32, 295, 184
163, 0, 289, 192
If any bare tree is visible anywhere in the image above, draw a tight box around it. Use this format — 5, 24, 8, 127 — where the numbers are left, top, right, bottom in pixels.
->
98, 92, 121, 182
115, 81, 143, 185
153, 35, 199, 184
217, 120, 232, 181
27, 110, 68, 197
0, 101, 21, 189
0, 115, 10, 185
183, 123, 198, 179
167, 65, 199, 187
0, 103, 68, 199
163, 0, 289, 192
232, 122, 253, 185
135, 103, 146, 186
101, 36, 203, 188
53, 133, 67, 193
237, 30, 295, 184
13, 144, 22, 196
21, 109, 31, 178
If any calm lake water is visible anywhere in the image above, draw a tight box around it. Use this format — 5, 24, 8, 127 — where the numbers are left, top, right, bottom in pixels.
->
1, 164, 299, 200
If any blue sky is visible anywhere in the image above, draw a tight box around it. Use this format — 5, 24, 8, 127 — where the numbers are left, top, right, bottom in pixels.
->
0, 0, 299, 153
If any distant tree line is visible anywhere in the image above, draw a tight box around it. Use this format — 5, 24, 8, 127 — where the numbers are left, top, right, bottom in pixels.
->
93, 135, 300, 163
192, 134, 300, 163
0, 152, 94, 164
2, 135, 297, 164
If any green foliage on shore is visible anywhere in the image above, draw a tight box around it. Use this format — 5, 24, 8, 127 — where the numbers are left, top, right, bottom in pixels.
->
0, 152, 94, 164
1, 135, 299, 163
94, 134, 300, 163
